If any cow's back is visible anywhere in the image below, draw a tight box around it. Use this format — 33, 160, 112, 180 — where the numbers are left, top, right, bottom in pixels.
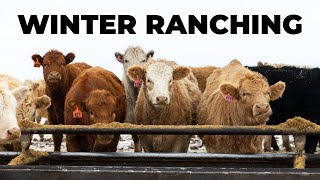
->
190, 66, 218, 93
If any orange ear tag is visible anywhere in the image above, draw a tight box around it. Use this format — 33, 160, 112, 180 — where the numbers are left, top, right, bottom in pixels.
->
34, 58, 41, 67
73, 105, 82, 119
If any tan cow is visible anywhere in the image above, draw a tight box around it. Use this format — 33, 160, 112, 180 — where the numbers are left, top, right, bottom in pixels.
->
197, 60, 285, 153
189, 66, 219, 93
24, 80, 49, 141
128, 59, 201, 152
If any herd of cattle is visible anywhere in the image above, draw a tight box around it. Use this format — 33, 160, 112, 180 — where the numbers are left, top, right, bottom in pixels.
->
0, 46, 319, 155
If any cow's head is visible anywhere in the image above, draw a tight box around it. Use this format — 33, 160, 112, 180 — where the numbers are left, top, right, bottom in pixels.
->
115, 47, 154, 77
32, 50, 75, 85
128, 61, 190, 109
68, 90, 126, 144
17, 92, 51, 122
219, 73, 285, 124
0, 82, 29, 144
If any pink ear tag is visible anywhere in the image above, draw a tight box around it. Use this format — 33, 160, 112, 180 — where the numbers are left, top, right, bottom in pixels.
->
134, 75, 142, 88
225, 95, 233, 102
116, 55, 124, 63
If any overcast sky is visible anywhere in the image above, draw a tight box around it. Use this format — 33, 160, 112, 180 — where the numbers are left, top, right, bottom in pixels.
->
0, 0, 319, 80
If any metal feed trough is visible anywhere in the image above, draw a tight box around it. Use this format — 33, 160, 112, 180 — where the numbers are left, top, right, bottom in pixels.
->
1, 122, 320, 179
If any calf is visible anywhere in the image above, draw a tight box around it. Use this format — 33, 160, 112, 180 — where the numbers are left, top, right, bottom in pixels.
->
64, 67, 126, 152
128, 59, 201, 152
115, 46, 154, 152
31, 50, 91, 151
197, 60, 285, 153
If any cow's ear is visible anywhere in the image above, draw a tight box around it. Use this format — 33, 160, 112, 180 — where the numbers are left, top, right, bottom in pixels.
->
116, 94, 126, 106
270, 81, 286, 101
115, 52, 124, 63
220, 83, 240, 100
32, 82, 40, 90
146, 50, 154, 59
128, 66, 146, 81
27, 81, 40, 91
173, 67, 190, 80
65, 53, 75, 64
32, 54, 43, 65
35, 95, 51, 109
68, 99, 77, 109
68, 99, 86, 110
11, 86, 29, 105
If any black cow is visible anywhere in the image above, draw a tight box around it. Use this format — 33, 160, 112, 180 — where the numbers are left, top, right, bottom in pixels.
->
247, 65, 320, 154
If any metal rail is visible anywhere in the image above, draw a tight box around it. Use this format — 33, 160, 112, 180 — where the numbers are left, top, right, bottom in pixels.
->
1, 166, 320, 180
1, 152, 320, 168
21, 125, 320, 135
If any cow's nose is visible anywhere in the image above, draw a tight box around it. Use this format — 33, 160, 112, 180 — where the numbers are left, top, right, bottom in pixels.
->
48, 71, 61, 80
7, 127, 21, 139
255, 104, 269, 110
156, 96, 168, 104
254, 103, 270, 113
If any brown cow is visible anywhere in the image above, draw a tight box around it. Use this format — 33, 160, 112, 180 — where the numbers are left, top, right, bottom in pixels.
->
197, 59, 285, 153
128, 59, 201, 152
31, 50, 91, 151
64, 66, 126, 152
189, 66, 219, 93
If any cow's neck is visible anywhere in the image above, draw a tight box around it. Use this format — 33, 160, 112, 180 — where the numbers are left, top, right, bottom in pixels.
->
143, 84, 190, 125
217, 99, 257, 126
123, 74, 139, 104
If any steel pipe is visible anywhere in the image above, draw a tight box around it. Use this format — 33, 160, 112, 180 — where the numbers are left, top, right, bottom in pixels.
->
21, 125, 320, 135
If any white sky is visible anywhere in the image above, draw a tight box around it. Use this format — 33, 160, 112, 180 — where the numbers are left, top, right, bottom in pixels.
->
0, 0, 319, 80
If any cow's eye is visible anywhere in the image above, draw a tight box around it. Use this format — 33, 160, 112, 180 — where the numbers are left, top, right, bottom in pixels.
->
124, 60, 129, 63
147, 79, 151, 83
141, 59, 146, 63
242, 93, 246, 96
169, 79, 172, 83
90, 112, 94, 115
43, 64, 47, 67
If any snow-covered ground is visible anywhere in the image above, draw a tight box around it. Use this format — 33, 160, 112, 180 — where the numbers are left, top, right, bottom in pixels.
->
30, 134, 206, 153
30, 134, 319, 153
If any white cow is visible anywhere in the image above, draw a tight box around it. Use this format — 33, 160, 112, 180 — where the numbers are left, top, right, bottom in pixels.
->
0, 82, 29, 144
115, 46, 154, 152
128, 59, 201, 152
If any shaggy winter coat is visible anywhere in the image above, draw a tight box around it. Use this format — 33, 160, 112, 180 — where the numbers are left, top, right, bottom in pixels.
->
189, 66, 219, 93
64, 66, 126, 152
197, 60, 285, 154
130, 60, 201, 152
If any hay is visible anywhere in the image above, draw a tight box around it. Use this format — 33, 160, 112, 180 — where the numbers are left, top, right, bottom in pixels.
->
18, 120, 41, 128
92, 122, 223, 129
7, 149, 48, 166
91, 122, 136, 128
294, 155, 305, 169
279, 117, 318, 129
